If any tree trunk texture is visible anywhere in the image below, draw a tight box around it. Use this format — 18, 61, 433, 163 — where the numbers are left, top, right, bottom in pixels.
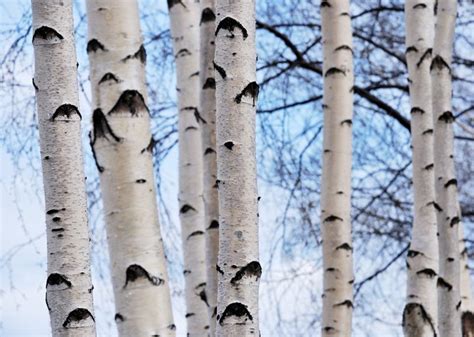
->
199, 0, 219, 335
168, 1, 209, 335
403, 2, 438, 337
459, 218, 474, 337
320, 1, 354, 336
431, 1, 462, 336
86, 1, 175, 335
214, 1, 261, 336
31, 0, 96, 336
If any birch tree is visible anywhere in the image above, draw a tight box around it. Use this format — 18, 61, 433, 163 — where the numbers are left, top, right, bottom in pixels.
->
199, 0, 219, 334
431, 1, 462, 336
459, 220, 474, 337
31, 0, 96, 336
402, 1, 438, 336
214, 1, 261, 336
320, 0, 354, 335
86, 1, 175, 335
168, 1, 209, 335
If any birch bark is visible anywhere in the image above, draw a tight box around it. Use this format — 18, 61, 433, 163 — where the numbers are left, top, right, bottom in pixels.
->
320, 1, 354, 335
431, 1, 462, 336
86, 1, 175, 335
168, 1, 209, 335
199, 0, 219, 335
214, 1, 261, 336
403, 2, 438, 336
459, 219, 474, 337
32, 0, 96, 336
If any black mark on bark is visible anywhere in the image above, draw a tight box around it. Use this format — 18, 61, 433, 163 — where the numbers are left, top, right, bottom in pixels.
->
203, 77, 216, 89
410, 107, 425, 114
99, 73, 120, 84
122, 44, 146, 64
208, 220, 219, 229
213, 62, 227, 79
216, 264, 224, 275
62, 308, 94, 328
219, 303, 253, 325
413, 3, 427, 9
201, 8, 216, 25
408, 250, 423, 258
124, 264, 164, 288
168, 324, 177, 331
204, 148, 216, 155
180, 204, 197, 214
341, 119, 352, 126
324, 215, 343, 222
46, 273, 72, 288
422, 129, 433, 135
215, 17, 248, 39
199, 289, 209, 307
230, 261, 262, 284
438, 111, 454, 123
416, 268, 437, 278
136, 179, 146, 184
141, 137, 156, 154
431, 55, 451, 73
416, 48, 432, 68
321, 1, 331, 7
406, 46, 418, 53
402, 303, 436, 336
51, 104, 82, 121
334, 300, 353, 308
32, 78, 38, 90
33, 26, 63, 43
224, 141, 234, 150
336, 243, 352, 251
450, 216, 460, 227
437, 277, 453, 291
444, 178, 457, 188
334, 45, 353, 53
167, 0, 186, 9
426, 201, 442, 212
187, 230, 204, 240
325, 67, 346, 77
86, 39, 106, 53
234, 82, 259, 106
114, 313, 125, 322
109, 90, 148, 115
185, 313, 195, 318
175, 48, 191, 58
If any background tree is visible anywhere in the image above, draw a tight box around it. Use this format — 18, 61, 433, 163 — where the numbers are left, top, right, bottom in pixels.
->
86, 0, 175, 335
31, 0, 96, 335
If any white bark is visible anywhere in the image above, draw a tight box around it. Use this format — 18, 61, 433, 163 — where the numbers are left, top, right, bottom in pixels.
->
168, 1, 209, 335
199, 0, 219, 335
86, 1, 175, 336
31, 1, 96, 336
320, 1, 354, 336
459, 218, 474, 337
403, 2, 438, 337
432, 1, 462, 336
214, 1, 261, 336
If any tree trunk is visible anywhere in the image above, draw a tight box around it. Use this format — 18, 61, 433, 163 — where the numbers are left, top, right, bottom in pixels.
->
199, 0, 219, 335
459, 218, 474, 337
214, 1, 261, 336
31, 1, 96, 336
402, 2, 438, 337
431, 1, 462, 336
320, 1, 354, 336
86, 1, 175, 335
168, 1, 209, 335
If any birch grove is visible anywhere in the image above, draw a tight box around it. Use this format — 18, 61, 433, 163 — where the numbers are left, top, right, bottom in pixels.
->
403, 1, 438, 336
31, 0, 96, 336
86, 0, 175, 335
431, 1, 462, 336
168, 1, 209, 335
199, 0, 220, 335
320, 1, 354, 335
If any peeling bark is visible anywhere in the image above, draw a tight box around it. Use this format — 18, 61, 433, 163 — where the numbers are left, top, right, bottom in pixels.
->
431, 1, 462, 336
86, 1, 174, 336
31, 0, 96, 336
215, 1, 260, 336
403, 2, 439, 336
320, 1, 354, 336
168, 1, 208, 335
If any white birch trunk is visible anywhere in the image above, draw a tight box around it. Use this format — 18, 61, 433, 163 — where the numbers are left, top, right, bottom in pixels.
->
320, 1, 354, 335
403, 2, 438, 337
168, 1, 209, 335
431, 1, 462, 336
31, 1, 96, 336
86, 1, 175, 335
199, 0, 219, 335
459, 218, 474, 337
214, 1, 261, 336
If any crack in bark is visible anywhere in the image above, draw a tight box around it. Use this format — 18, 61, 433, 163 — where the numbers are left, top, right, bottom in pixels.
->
50, 104, 82, 121
215, 17, 248, 40
218, 302, 253, 325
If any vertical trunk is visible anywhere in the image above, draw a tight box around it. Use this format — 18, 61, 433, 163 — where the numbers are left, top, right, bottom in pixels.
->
86, 1, 175, 336
403, 2, 438, 337
432, 1, 462, 336
214, 1, 261, 336
168, 1, 209, 335
31, 1, 96, 336
320, 1, 354, 336
199, 0, 219, 335
459, 218, 474, 337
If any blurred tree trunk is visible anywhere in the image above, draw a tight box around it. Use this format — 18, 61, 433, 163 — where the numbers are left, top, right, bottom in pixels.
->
431, 1, 462, 336
199, 0, 219, 334
403, 1, 438, 337
86, 1, 175, 335
214, 0, 261, 336
31, 0, 96, 336
168, 1, 209, 335
459, 219, 474, 337
320, 1, 354, 336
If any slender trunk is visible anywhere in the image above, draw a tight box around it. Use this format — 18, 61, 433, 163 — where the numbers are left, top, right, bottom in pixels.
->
459, 218, 474, 337
86, 1, 175, 335
31, 1, 96, 336
432, 1, 462, 336
168, 1, 209, 335
402, 2, 438, 337
199, 0, 219, 334
214, 1, 261, 336
320, 1, 354, 336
